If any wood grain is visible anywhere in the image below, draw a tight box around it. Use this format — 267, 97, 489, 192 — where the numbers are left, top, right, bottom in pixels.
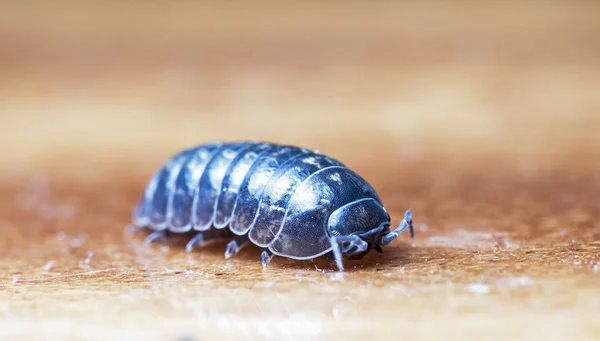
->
1, 2, 599, 341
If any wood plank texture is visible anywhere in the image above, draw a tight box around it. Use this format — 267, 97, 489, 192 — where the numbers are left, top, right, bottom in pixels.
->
0, 2, 599, 340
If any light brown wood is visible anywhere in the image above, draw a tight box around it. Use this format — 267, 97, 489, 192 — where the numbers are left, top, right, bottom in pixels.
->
1, 2, 599, 340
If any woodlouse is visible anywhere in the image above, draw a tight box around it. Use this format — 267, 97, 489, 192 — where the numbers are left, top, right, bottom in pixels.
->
128, 141, 413, 270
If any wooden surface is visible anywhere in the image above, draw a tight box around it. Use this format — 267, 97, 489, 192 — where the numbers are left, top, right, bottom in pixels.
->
1, 2, 600, 340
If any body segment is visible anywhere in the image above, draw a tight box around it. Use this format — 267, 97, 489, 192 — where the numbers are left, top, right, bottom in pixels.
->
228, 146, 306, 235
249, 153, 344, 247
169, 143, 223, 232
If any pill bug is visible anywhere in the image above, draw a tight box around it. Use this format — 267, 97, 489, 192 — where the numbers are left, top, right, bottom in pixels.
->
128, 141, 413, 271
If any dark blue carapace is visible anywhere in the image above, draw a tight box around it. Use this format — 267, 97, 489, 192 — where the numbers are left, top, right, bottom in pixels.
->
129, 141, 413, 271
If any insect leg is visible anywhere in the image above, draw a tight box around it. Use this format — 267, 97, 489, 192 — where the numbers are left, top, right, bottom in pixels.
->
330, 236, 345, 271
125, 223, 146, 235
224, 235, 249, 259
144, 230, 167, 245
333, 235, 369, 254
379, 209, 413, 246
261, 249, 274, 267
185, 232, 205, 253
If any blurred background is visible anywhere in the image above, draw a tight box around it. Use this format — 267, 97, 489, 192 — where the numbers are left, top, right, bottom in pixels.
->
1, 1, 599, 180
1, 2, 600, 340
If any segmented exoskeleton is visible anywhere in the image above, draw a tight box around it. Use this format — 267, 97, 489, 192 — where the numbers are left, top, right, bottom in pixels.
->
129, 141, 413, 270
